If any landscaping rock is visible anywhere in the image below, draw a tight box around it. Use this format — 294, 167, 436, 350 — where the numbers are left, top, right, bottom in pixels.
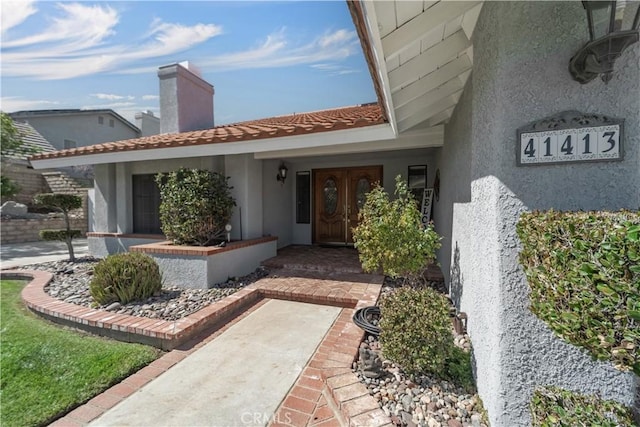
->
13, 257, 269, 322
1, 201, 28, 217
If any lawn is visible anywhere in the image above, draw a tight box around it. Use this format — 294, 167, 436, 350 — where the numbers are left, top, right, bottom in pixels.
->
0, 279, 161, 427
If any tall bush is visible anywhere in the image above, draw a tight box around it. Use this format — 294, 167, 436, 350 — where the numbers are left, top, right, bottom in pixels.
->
353, 175, 441, 283
33, 193, 83, 262
156, 169, 235, 246
380, 287, 453, 377
517, 210, 639, 374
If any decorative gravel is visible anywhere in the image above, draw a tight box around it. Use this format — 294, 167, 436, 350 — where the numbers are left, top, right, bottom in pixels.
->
20, 257, 269, 321
354, 279, 488, 427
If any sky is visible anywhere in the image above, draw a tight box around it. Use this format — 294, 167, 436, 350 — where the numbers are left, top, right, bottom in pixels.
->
0, 0, 377, 125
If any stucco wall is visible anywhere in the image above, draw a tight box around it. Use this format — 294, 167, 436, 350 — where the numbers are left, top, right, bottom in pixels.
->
262, 159, 294, 248
436, 2, 639, 425
432, 83, 472, 289
226, 154, 264, 241
92, 157, 224, 235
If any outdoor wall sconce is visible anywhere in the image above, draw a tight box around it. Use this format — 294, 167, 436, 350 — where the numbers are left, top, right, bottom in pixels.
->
276, 162, 288, 184
569, 0, 640, 84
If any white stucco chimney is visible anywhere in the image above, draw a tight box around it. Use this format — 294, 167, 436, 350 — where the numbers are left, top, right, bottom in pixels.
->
158, 62, 214, 134
135, 110, 160, 137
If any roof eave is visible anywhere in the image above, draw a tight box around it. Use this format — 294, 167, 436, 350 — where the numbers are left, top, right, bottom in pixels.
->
30, 123, 396, 169
348, 0, 398, 136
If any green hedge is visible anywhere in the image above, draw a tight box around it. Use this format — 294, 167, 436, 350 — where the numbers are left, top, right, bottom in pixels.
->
380, 287, 453, 376
156, 169, 235, 246
530, 386, 634, 426
40, 230, 83, 241
517, 210, 639, 374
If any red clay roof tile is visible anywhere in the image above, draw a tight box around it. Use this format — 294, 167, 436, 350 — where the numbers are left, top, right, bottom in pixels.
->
31, 104, 385, 161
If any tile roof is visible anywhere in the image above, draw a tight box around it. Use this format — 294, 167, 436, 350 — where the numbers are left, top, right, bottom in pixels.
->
3, 121, 56, 161
31, 104, 385, 161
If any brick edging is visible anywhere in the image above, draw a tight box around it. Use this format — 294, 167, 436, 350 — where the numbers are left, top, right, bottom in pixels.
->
6, 269, 392, 426
8, 269, 260, 350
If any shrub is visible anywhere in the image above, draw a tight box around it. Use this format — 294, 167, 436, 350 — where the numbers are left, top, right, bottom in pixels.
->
39, 230, 83, 241
530, 386, 634, 426
517, 210, 639, 374
156, 169, 235, 246
1, 175, 19, 198
34, 193, 83, 262
379, 287, 453, 377
90, 252, 162, 305
353, 175, 441, 283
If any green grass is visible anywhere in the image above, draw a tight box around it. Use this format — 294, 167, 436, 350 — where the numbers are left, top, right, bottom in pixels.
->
0, 279, 161, 427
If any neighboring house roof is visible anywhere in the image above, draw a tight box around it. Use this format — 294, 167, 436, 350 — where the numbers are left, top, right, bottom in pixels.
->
10, 109, 140, 134
3, 121, 56, 161
31, 104, 385, 161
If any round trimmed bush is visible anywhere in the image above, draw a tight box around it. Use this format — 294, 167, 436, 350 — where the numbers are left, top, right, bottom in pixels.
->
156, 168, 235, 246
90, 252, 162, 305
379, 286, 453, 376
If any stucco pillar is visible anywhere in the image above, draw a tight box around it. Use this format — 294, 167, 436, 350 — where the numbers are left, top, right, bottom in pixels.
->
438, 2, 639, 425
115, 162, 132, 234
93, 164, 117, 233
225, 154, 263, 240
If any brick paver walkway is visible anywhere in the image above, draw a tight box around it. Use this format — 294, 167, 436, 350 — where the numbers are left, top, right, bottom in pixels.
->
4, 245, 395, 427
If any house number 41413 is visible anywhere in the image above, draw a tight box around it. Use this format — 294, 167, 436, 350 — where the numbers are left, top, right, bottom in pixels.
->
517, 126, 623, 167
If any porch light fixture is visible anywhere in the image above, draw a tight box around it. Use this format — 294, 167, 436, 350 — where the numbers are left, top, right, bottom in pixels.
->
276, 162, 288, 184
569, 0, 640, 84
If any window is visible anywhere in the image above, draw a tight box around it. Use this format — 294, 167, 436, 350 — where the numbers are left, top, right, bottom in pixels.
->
132, 174, 162, 234
98, 116, 104, 125
64, 139, 77, 149
109, 119, 115, 127
296, 171, 311, 224
408, 165, 427, 203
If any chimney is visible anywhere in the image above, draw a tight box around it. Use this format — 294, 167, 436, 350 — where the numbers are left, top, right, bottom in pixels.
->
158, 61, 214, 134
135, 110, 160, 137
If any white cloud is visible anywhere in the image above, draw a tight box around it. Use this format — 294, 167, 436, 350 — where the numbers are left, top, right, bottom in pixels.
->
197, 28, 360, 72
0, 96, 59, 112
91, 93, 134, 101
2, 3, 119, 51
1, 4, 223, 80
311, 63, 360, 76
1, 1, 38, 35
1, 2, 359, 81
142, 95, 159, 100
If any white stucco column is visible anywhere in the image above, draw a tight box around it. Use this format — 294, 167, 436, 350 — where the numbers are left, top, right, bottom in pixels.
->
225, 154, 263, 240
93, 164, 117, 232
115, 162, 132, 234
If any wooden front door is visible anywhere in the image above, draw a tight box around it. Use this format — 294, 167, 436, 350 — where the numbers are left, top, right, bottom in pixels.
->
313, 165, 382, 245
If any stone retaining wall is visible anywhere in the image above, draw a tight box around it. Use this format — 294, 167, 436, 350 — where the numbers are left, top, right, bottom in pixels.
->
1, 217, 87, 244
0, 161, 50, 206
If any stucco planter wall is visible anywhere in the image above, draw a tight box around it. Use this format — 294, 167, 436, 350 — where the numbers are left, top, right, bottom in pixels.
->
130, 237, 278, 289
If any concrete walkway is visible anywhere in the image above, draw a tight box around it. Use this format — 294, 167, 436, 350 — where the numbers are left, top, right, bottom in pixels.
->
0, 239, 89, 269
89, 299, 342, 427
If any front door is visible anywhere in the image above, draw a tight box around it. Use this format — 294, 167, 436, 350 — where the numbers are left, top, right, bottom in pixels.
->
313, 165, 382, 245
